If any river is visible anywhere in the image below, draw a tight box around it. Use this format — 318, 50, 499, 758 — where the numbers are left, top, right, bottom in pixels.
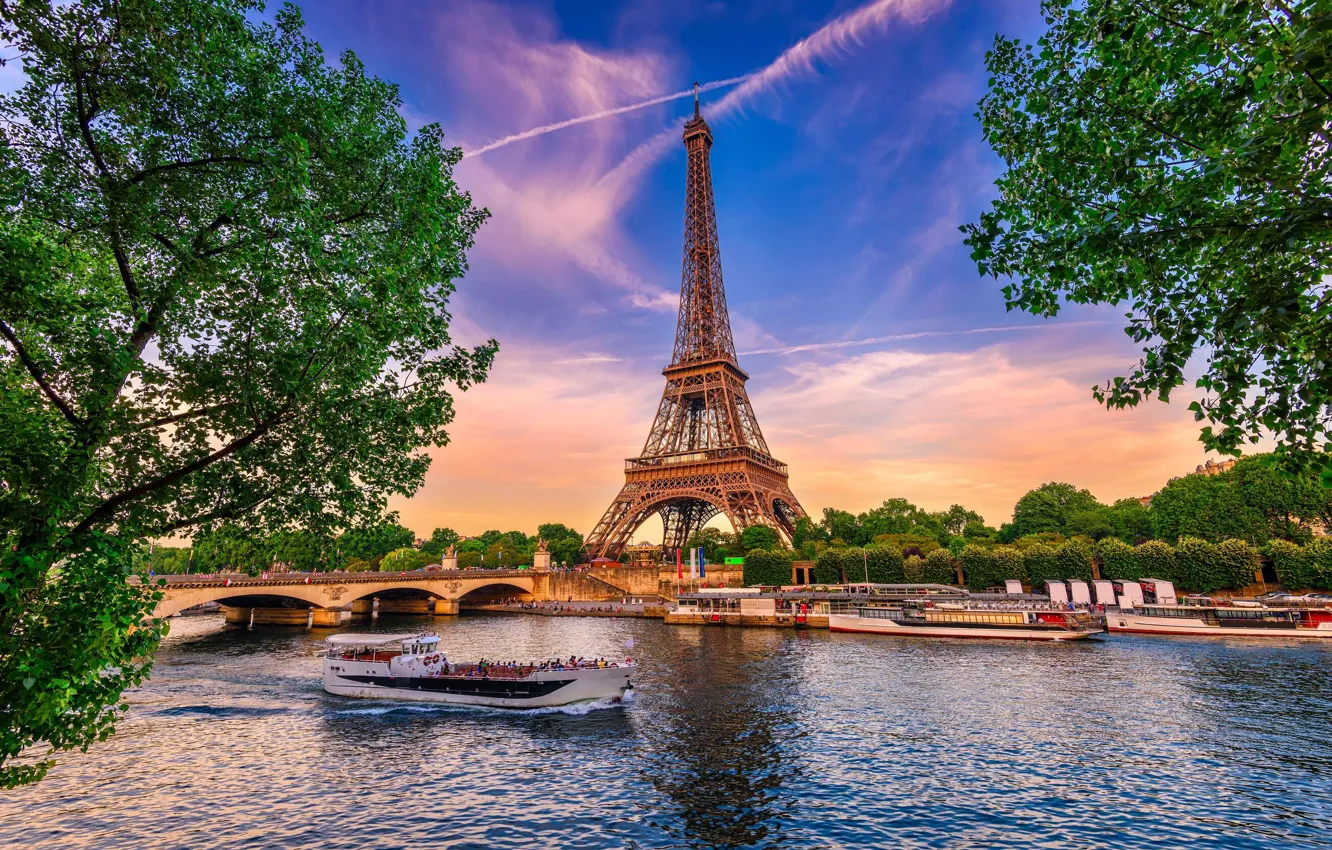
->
3, 613, 1331, 849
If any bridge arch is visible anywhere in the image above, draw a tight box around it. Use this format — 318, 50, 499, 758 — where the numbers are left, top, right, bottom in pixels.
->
151, 572, 540, 618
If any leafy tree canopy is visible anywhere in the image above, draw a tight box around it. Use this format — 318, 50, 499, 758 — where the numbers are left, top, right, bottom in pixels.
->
739, 525, 781, 552
966, 1, 1332, 475
419, 527, 460, 557
0, 0, 493, 786
1011, 483, 1103, 537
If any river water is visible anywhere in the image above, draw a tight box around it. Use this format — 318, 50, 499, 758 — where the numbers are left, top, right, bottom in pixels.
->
3, 613, 1331, 849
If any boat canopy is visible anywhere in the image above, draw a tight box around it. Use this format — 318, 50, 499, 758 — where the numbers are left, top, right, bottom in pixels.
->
324, 633, 431, 646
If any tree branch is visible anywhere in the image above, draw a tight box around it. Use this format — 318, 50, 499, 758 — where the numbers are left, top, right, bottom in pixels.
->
70, 412, 292, 538
0, 319, 83, 429
127, 155, 261, 185
131, 402, 235, 432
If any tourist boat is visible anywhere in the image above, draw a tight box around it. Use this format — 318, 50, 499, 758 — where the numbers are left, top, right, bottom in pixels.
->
322, 633, 635, 708
1107, 603, 1332, 638
828, 604, 1102, 641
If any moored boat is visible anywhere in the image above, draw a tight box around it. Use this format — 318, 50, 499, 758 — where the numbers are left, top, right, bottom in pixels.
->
322, 633, 635, 708
1108, 603, 1332, 638
828, 604, 1101, 641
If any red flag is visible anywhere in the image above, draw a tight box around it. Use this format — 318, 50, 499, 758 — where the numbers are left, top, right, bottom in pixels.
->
676, 547, 682, 581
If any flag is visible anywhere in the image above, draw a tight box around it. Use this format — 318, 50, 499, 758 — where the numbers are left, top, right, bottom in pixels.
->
689, 547, 696, 579
698, 547, 706, 579
676, 547, 682, 581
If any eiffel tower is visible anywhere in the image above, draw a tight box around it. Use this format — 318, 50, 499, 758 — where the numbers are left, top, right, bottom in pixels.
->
585, 87, 806, 560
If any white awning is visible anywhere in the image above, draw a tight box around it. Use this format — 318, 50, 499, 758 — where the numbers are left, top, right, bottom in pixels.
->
324, 633, 418, 646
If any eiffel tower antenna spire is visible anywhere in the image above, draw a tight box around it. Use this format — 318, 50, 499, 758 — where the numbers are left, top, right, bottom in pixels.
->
584, 98, 806, 560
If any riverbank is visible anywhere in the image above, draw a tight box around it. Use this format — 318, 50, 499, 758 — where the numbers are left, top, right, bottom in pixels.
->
465, 601, 666, 619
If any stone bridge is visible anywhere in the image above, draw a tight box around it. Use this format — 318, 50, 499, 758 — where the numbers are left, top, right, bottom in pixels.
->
144, 569, 542, 625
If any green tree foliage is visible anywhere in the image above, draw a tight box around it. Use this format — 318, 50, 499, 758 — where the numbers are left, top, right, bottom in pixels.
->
1054, 539, 1095, 582
960, 545, 1026, 591
930, 505, 985, 536
1136, 541, 1180, 585
820, 508, 866, 546
419, 528, 460, 557
742, 549, 793, 587
146, 545, 193, 575
1174, 538, 1223, 593
379, 547, 435, 572
1266, 539, 1332, 591
1151, 471, 1262, 544
813, 549, 846, 584
922, 548, 958, 585
337, 519, 416, 568
871, 533, 941, 556
1096, 537, 1140, 581
536, 522, 584, 563
739, 525, 781, 552
0, 1, 495, 786
1107, 499, 1153, 543
1023, 543, 1060, 586
1011, 483, 1102, 538
686, 527, 739, 562
1214, 539, 1261, 591
963, 520, 998, 540
902, 554, 925, 583
966, 1, 1332, 475
863, 545, 907, 584
267, 530, 331, 572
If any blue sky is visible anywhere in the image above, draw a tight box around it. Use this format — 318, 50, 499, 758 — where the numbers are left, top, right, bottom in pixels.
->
269, 0, 1225, 539
1, 0, 1221, 539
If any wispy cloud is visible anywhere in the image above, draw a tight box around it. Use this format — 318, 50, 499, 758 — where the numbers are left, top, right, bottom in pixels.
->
463, 75, 751, 157
742, 321, 1109, 357
597, 0, 953, 195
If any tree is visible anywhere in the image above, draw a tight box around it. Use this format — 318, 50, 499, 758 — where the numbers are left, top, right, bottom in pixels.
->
1011, 483, 1102, 537
0, 1, 495, 786
420, 528, 460, 557
1106, 499, 1153, 543
740, 525, 780, 553
965, 1, 1332, 476
743, 549, 793, 587
338, 518, 416, 568
379, 547, 435, 572
267, 530, 332, 572
686, 527, 738, 562
930, 504, 985, 536
820, 508, 865, 546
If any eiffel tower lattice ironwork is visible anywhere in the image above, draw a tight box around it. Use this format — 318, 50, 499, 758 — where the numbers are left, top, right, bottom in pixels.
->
584, 88, 806, 560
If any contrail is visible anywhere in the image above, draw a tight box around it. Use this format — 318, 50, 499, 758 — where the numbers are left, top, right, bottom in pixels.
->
740, 322, 1108, 357
463, 75, 752, 158
597, 0, 951, 190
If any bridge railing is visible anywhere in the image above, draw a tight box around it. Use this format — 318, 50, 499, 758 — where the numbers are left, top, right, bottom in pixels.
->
135, 568, 538, 590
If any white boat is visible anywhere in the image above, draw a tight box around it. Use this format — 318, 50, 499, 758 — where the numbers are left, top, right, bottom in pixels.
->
829, 604, 1102, 641
322, 633, 636, 708
1108, 603, 1332, 638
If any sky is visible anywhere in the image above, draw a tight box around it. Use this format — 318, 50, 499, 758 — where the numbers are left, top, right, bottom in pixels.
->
174, 1, 1237, 539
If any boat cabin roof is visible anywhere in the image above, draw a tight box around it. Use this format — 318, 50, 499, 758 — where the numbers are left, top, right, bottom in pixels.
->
324, 633, 439, 646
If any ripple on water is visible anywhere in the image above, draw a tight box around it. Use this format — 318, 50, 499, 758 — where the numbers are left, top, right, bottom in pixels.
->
1, 615, 1331, 849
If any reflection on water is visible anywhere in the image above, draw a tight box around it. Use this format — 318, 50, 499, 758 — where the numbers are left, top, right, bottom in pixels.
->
2, 615, 1331, 849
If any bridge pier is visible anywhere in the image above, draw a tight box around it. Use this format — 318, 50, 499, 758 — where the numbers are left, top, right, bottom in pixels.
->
433, 599, 459, 616
309, 608, 348, 628
375, 597, 431, 615
350, 599, 374, 619
222, 605, 312, 626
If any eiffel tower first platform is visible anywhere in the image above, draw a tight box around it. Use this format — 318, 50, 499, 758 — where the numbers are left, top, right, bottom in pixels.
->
584, 90, 806, 560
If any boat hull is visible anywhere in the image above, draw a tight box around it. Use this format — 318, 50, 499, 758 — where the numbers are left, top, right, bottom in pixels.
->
828, 613, 1099, 641
323, 661, 635, 708
1108, 613, 1332, 638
